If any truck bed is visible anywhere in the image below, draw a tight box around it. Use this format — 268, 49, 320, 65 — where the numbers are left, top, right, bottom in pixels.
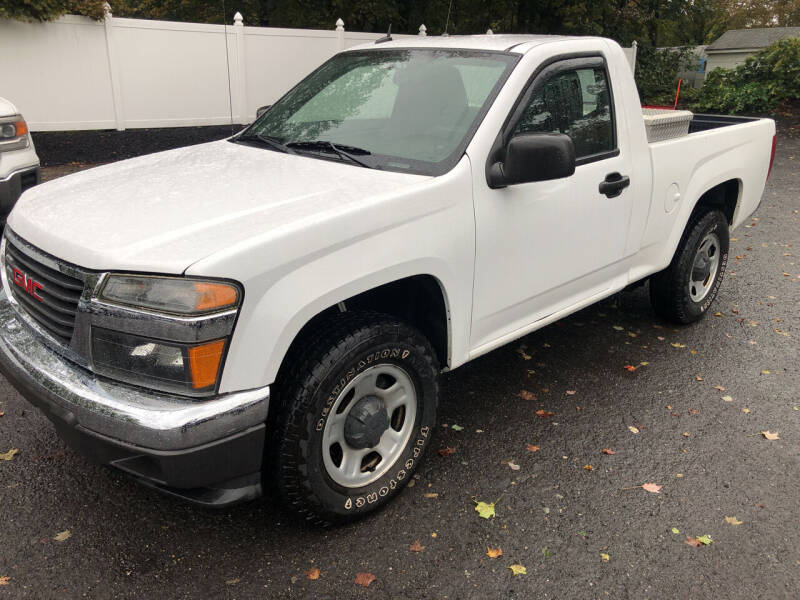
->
689, 114, 760, 134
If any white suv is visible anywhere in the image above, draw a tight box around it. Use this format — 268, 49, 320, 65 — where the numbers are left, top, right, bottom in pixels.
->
0, 97, 40, 224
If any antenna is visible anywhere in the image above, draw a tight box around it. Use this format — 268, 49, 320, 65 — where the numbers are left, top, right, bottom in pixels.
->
221, 0, 235, 135
375, 23, 393, 44
444, 0, 454, 35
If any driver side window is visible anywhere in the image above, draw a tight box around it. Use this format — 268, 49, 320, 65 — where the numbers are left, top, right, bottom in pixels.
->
514, 66, 615, 159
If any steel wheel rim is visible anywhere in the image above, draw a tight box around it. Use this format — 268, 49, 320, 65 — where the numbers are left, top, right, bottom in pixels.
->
322, 364, 417, 488
688, 232, 721, 303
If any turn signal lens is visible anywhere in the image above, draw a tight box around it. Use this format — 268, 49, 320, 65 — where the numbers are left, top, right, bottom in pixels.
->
14, 120, 28, 136
194, 282, 239, 312
188, 339, 226, 389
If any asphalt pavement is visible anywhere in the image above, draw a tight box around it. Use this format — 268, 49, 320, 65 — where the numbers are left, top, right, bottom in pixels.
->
1, 134, 798, 599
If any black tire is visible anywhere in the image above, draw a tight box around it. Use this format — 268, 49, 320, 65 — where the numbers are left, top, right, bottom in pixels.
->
272, 311, 439, 526
649, 209, 729, 324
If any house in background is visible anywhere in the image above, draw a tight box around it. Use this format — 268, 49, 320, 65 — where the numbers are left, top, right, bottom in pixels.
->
705, 27, 800, 72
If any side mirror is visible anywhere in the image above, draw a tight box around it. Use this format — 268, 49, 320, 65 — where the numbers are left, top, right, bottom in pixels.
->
256, 105, 271, 118
488, 133, 575, 189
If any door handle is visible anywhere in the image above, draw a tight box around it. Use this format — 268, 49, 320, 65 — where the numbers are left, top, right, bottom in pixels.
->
598, 173, 630, 198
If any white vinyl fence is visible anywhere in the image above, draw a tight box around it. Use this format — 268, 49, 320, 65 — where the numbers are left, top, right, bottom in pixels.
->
0, 7, 638, 132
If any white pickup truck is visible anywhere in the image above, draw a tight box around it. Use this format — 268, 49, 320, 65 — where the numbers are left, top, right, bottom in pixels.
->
0, 97, 40, 223
0, 34, 775, 524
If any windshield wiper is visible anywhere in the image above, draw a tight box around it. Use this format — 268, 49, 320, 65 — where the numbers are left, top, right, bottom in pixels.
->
235, 133, 296, 155
287, 140, 373, 168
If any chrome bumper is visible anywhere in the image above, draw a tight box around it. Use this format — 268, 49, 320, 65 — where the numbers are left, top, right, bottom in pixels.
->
0, 290, 270, 451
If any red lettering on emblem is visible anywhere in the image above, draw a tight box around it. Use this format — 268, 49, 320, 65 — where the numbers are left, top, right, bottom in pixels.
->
12, 267, 43, 302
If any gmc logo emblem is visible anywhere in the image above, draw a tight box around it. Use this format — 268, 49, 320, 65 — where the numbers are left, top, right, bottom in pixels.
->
12, 267, 43, 302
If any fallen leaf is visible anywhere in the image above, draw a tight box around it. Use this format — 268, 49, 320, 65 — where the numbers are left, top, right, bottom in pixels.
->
438, 447, 456, 457
683, 432, 691, 438
714, 311, 724, 316
424, 493, 439, 499
722, 395, 733, 402
671, 343, 687, 348
601, 448, 616, 455
526, 444, 540, 452
742, 408, 750, 414
0, 576, 8, 586
53, 530, 71, 542
535, 409, 554, 417
639, 361, 650, 366
517, 347, 532, 360
695, 375, 704, 381
486, 547, 503, 559
642, 483, 662, 494
627, 332, 638, 338
600, 553, 610, 562
623, 365, 637, 372
657, 336, 666, 341
628, 426, 640, 434
507, 460, 520, 471
508, 564, 527, 576
584, 464, 594, 471
688, 408, 700, 415
671, 527, 680, 534
450, 424, 464, 431
724, 516, 743, 526
612, 325, 624, 331
354, 572, 376, 587
565, 390, 577, 396
517, 390, 536, 401
695, 534, 713, 545
474, 500, 496, 519
0, 448, 19, 461
306, 568, 320, 580
685, 536, 703, 547
541, 546, 553, 557
760, 370, 770, 375
225, 578, 240, 585
761, 431, 779, 440
714, 385, 726, 391
409, 540, 425, 552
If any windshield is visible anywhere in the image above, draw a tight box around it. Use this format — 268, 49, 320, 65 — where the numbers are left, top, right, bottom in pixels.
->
242, 49, 519, 175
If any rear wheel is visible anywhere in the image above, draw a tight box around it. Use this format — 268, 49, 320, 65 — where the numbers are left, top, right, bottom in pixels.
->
650, 209, 729, 324
273, 312, 439, 525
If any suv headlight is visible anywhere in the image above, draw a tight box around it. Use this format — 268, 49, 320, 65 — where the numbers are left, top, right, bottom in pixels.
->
0, 115, 30, 153
92, 275, 241, 396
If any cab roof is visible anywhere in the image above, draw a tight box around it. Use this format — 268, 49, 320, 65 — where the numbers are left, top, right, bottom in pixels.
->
346, 34, 578, 54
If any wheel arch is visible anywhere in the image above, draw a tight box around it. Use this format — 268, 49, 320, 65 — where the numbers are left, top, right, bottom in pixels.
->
273, 273, 452, 387
691, 178, 741, 226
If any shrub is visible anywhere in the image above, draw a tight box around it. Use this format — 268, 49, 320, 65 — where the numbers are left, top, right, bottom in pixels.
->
0, 0, 105, 22
635, 46, 694, 106
692, 38, 800, 114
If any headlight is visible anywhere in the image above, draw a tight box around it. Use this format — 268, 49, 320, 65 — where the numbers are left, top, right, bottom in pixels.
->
0, 115, 30, 153
92, 328, 227, 395
100, 275, 239, 315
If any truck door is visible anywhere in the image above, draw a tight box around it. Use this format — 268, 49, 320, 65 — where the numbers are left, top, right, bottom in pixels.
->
470, 55, 634, 351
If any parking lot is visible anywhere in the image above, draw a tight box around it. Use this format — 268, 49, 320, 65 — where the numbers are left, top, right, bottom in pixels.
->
1, 134, 798, 599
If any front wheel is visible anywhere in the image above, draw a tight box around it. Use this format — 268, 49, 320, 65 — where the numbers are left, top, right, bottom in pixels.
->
650, 209, 729, 324
273, 312, 439, 525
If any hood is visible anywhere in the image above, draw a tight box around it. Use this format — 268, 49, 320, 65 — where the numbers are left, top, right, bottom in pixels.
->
7, 140, 429, 273
0, 97, 18, 117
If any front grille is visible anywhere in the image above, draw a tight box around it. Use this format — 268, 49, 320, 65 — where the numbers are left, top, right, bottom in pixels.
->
5, 241, 83, 343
